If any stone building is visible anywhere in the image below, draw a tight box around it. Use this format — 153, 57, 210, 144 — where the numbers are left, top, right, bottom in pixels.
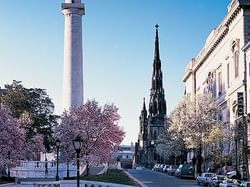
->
183, 0, 250, 179
135, 25, 167, 168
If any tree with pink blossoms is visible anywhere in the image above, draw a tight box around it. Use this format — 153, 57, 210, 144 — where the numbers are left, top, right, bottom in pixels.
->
0, 105, 46, 176
0, 105, 25, 169
23, 134, 46, 160
18, 112, 46, 160
55, 100, 125, 176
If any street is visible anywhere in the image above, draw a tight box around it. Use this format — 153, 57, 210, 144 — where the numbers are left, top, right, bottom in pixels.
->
128, 169, 199, 187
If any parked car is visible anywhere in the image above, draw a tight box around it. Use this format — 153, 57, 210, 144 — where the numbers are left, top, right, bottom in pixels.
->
197, 172, 216, 186
176, 163, 194, 179
157, 164, 165, 172
227, 171, 237, 179
163, 165, 169, 173
175, 166, 180, 177
152, 164, 160, 171
219, 179, 241, 187
240, 181, 250, 187
208, 175, 226, 187
167, 165, 178, 175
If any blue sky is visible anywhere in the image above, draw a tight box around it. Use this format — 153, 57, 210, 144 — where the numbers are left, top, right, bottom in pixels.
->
0, 0, 231, 144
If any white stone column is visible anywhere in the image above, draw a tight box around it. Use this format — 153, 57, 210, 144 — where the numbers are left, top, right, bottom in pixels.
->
62, 0, 85, 110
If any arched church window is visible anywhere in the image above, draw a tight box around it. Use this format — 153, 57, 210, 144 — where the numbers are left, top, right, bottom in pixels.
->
154, 101, 157, 114
159, 101, 162, 113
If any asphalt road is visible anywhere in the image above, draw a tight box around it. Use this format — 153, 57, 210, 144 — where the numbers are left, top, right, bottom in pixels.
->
128, 168, 199, 187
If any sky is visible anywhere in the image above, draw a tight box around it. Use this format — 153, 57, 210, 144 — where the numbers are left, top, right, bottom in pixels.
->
0, 0, 231, 145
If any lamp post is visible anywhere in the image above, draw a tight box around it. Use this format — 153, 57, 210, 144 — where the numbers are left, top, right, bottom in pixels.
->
150, 140, 155, 168
55, 139, 61, 181
73, 136, 83, 187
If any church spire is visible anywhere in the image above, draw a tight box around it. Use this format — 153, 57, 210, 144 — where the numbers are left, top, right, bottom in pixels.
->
143, 97, 146, 112
141, 97, 147, 119
149, 24, 166, 117
139, 97, 148, 141
154, 24, 160, 61
153, 24, 161, 76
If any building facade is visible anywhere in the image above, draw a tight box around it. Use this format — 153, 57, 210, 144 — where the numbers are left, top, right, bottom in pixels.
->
109, 144, 135, 169
135, 25, 167, 168
183, 0, 250, 179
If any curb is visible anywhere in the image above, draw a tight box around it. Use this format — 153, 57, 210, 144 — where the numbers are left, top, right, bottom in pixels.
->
0, 183, 16, 187
124, 171, 147, 187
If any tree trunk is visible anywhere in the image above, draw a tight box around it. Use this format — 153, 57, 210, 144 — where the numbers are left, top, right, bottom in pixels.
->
197, 145, 202, 176
86, 160, 89, 176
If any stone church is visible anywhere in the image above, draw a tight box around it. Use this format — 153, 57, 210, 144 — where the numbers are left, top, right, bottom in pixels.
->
135, 25, 167, 167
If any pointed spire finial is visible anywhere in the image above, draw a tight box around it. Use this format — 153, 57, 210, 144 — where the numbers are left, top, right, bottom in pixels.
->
154, 24, 160, 61
143, 97, 146, 111
155, 24, 159, 38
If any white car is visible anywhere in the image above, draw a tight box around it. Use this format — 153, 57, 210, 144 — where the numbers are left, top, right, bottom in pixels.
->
240, 181, 250, 187
219, 179, 241, 187
197, 172, 216, 186
152, 164, 160, 171
226, 171, 237, 178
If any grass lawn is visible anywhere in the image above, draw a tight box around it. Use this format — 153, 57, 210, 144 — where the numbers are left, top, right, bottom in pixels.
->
79, 169, 136, 186
0, 177, 14, 184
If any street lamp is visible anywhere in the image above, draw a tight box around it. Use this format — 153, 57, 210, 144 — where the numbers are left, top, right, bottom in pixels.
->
73, 136, 83, 187
55, 139, 61, 181
150, 140, 155, 168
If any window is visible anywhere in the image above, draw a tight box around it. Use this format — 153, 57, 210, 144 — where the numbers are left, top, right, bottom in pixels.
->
153, 130, 157, 139
218, 72, 222, 96
227, 63, 230, 88
249, 62, 250, 76
231, 40, 239, 79
218, 113, 223, 121
234, 51, 239, 78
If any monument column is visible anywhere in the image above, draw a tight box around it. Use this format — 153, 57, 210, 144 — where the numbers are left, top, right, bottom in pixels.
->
62, 0, 85, 110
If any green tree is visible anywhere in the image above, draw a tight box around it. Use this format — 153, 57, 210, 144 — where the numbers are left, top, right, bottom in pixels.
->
156, 128, 187, 165
169, 94, 224, 175
2, 80, 59, 151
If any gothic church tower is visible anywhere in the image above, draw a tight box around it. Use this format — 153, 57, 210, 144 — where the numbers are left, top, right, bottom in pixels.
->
139, 98, 148, 150
136, 25, 167, 167
148, 24, 167, 142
